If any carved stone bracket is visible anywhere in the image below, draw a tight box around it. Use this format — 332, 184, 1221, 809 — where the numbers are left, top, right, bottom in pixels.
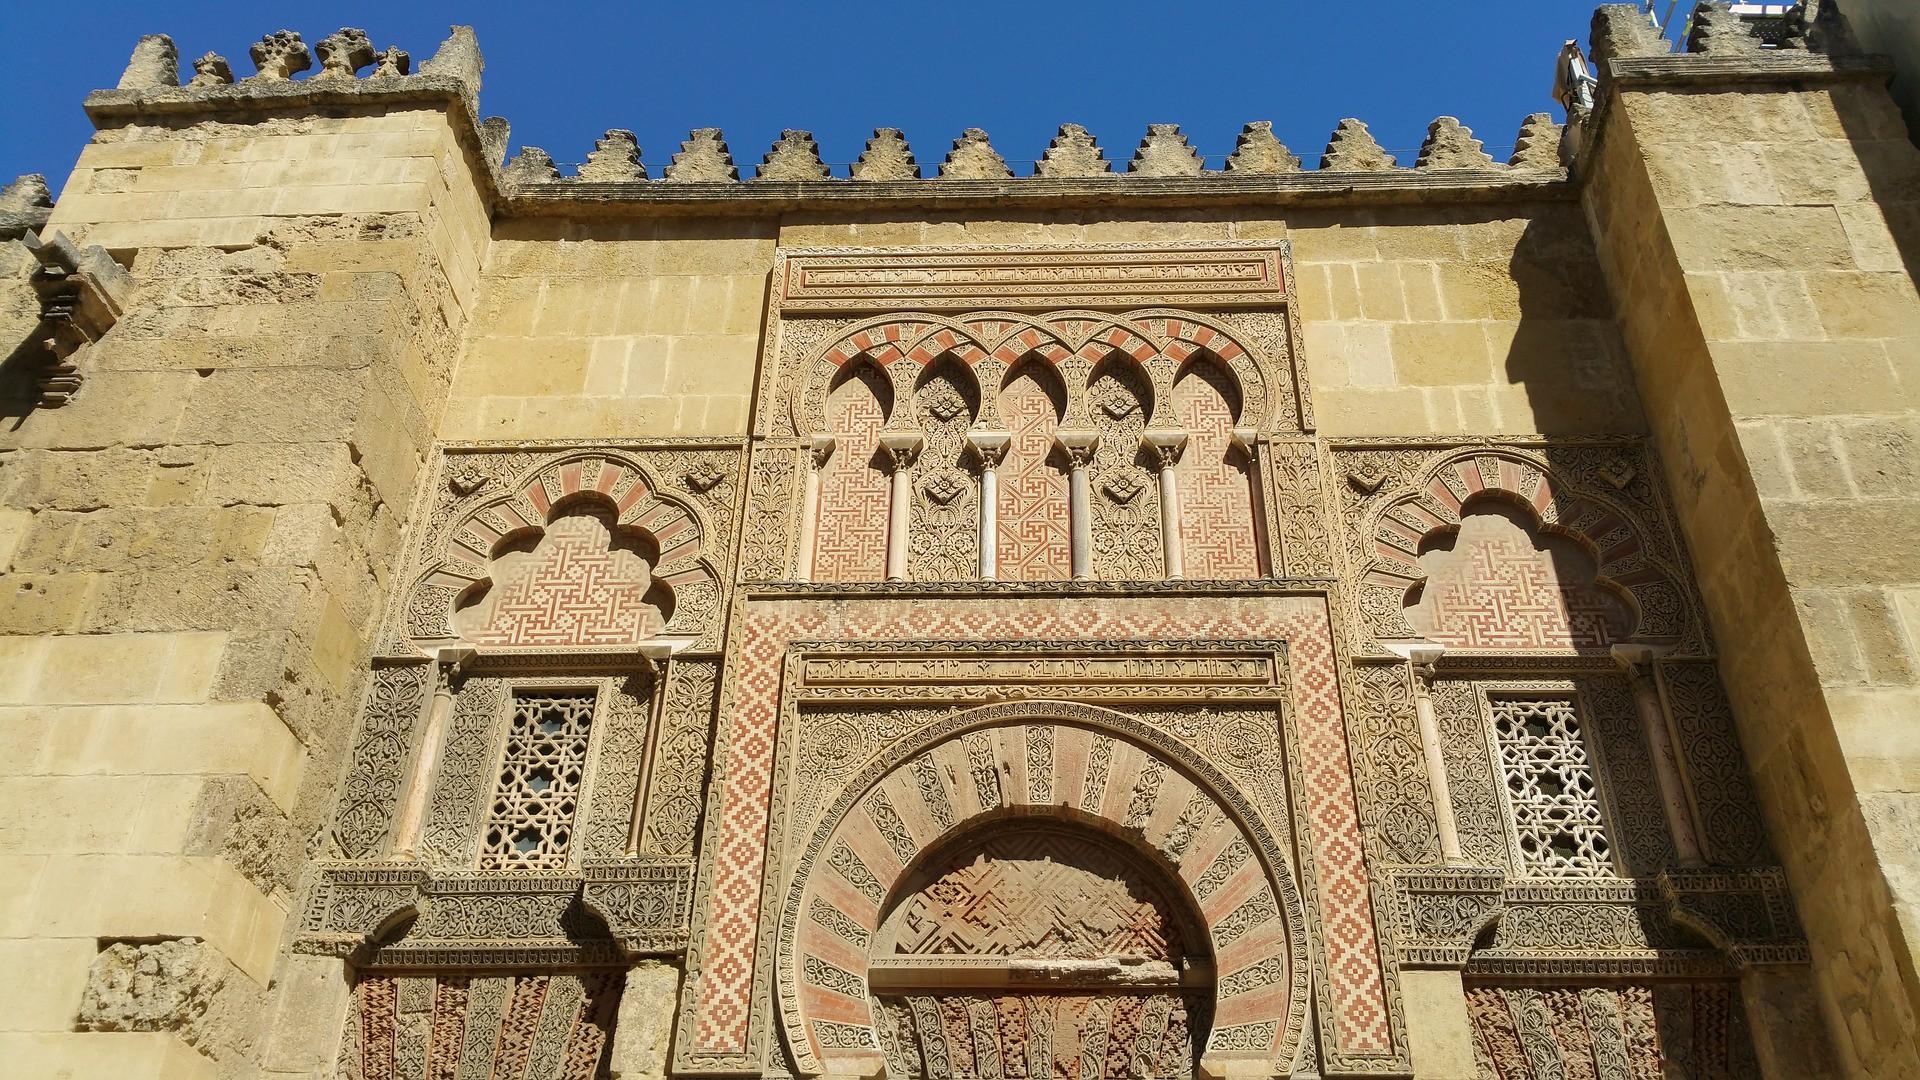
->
19, 231, 131, 407
1660, 866, 1809, 967
295, 860, 695, 966
1388, 865, 1506, 968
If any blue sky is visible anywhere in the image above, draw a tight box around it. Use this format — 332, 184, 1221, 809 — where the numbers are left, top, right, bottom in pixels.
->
0, 1, 1682, 190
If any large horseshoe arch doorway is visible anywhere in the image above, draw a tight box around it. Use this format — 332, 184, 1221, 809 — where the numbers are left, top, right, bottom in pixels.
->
871, 820, 1212, 1079
777, 705, 1308, 1080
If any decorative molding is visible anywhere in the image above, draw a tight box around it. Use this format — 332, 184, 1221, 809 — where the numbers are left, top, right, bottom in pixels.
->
778, 243, 1287, 312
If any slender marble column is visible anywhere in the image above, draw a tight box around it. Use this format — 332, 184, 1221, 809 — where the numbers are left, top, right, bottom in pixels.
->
794, 435, 833, 581
879, 432, 923, 582
1055, 430, 1099, 581
1230, 426, 1271, 576
1613, 643, 1706, 866
966, 430, 1011, 581
1388, 641, 1465, 864
1143, 431, 1188, 580
390, 646, 475, 860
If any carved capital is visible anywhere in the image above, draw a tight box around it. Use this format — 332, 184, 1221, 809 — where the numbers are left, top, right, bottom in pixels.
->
1609, 641, 1671, 683
965, 429, 1012, 469
1384, 640, 1446, 686
1659, 866, 1809, 967
877, 432, 924, 471
1141, 430, 1189, 471
1054, 429, 1100, 468
808, 434, 837, 469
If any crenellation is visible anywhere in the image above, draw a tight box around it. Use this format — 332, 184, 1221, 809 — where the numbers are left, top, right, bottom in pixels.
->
1415, 116, 1498, 170
415, 24, 483, 92
313, 28, 376, 81
1035, 123, 1112, 178
1508, 112, 1563, 171
754, 130, 831, 182
187, 52, 234, 88
1225, 121, 1300, 174
575, 129, 645, 182
851, 128, 919, 181
663, 128, 739, 183
1686, 0, 1766, 55
116, 34, 178, 90
369, 45, 410, 79
938, 127, 1013, 180
1319, 117, 1399, 171
504, 146, 560, 186
1127, 123, 1205, 177
245, 30, 312, 83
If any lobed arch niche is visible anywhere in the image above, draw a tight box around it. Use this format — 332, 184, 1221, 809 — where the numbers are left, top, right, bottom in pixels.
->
405, 453, 721, 652
777, 703, 1309, 1080
1357, 450, 1688, 652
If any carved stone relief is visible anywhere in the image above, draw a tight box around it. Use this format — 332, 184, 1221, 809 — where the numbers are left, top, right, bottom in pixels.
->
347, 970, 623, 1080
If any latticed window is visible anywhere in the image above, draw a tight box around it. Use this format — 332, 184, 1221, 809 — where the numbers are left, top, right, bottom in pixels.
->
1489, 696, 1614, 878
478, 691, 596, 869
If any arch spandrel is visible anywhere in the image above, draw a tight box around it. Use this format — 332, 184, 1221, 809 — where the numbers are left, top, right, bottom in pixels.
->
776, 703, 1309, 1079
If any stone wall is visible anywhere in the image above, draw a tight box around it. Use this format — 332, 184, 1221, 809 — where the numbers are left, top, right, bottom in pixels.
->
1581, 30, 1920, 1080
0, 46, 490, 1077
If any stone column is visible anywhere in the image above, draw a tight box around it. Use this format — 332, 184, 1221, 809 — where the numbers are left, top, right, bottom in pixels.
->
1143, 430, 1188, 580
1230, 426, 1270, 576
794, 435, 833, 581
1612, 643, 1705, 866
879, 432, 923, 583
390, 646, 475, 860
1388, 642, 1466, 865
1055, 430, 1099, 581
966, 430, 1010, 581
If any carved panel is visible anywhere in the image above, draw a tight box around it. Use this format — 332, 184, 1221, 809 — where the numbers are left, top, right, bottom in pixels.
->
350, 972, 623, 1080
1088, 363, 1162, 580
1430, 678, 1510, 868
1658, 661, 1772, 867
777, 244, 1287, 313
421, 679, 508, 867
645, 660, 720, 857
1266, 438, 1333, 579
1405, 504, 1631, 652
909, 362, 981, 580
1465, 981, 1757, 1079
1347, 663, 1439, 866
878, 993, 1203, 1080
454, 505, 665, 648
335, 664, 431, 860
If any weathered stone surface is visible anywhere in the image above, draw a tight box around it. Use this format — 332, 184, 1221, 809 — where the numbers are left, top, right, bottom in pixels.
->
0, 173, 51, 212
578, 129, 646, 182
1036, 124, 1112, 178
369, 45, 410, 78
117, 34, 178, 90
1591, 3, 1671, 64
479, 116, 512, 168
245, 31, 311, 82
417, 24, 484, 91
505, 146, 561, 186
1687, 0, 1764, 55
314, 28, 375, 80
1320, 118, 1398, 171
1225, 120, 1300, 174
663, 128, 739, 183
77, 939, 223, 1039
851, 128, 918, 181
1508, 112, 1563, 171
607, 961, 679, 1079
754, 130, 830, 182
188, 52, 234, 87
938, 128, 1012, 180
1128, 123, 1204, 176
1415, 116, 1497, 170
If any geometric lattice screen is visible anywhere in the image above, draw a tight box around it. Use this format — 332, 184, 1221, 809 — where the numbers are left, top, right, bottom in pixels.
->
477, 691, 596, 870
1490, 696, 1615, 878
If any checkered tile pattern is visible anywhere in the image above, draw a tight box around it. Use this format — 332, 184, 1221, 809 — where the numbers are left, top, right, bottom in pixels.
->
687, 594, 1391, 1056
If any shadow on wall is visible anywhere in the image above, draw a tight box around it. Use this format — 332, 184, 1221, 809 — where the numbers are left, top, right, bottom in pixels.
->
1501, 204, 1645, 436
1833, 78, 1920, 296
